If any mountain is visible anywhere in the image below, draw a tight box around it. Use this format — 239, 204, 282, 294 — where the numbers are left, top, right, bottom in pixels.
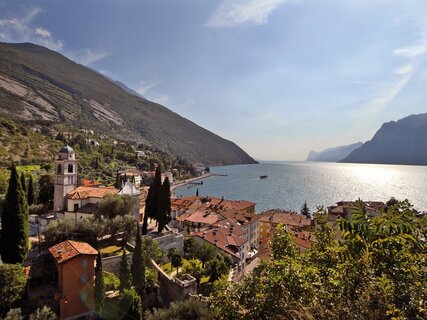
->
0, 42, 256, 166
341, 113, 427, 165
306, 142, 363, 162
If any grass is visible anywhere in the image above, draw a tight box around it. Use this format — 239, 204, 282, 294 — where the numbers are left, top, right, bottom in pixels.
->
99, 245, 129, 257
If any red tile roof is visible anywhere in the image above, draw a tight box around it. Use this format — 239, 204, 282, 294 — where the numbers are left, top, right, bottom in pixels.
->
195, 227, 247, 259
258, 209, 311, 227
68, 186, 119, 200
49, 240, 97, 264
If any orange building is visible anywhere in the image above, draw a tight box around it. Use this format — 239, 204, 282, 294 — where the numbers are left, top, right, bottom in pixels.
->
49, 240, 98, 320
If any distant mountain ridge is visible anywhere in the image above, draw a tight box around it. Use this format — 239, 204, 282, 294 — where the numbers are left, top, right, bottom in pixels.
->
306, 142, 363, 162
341, 113, 427, 165
0, 42, 256, 165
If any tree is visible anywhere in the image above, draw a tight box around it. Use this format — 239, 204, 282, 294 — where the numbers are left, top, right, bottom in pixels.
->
206, 257, 230, 282
38, 174, 54, 206
196, 188, 199, 197
2, 308, 23, 320
29, 306, 57, 320
131, 224, 146, 295
142, 165, 162, 235
195, 243, 216, 268
300, 201, 310, 218
269, 223, 299, 260
0, 168, 9, 195
119, 249, 132, 292
27, 175, 35, 206
96, 194, 138, 219
0, 264, 26, 316
158, 177, 171, 233
182, 259, 205, 284
19, 173, 26, 194
171, 251, 183, 275
145, 299, 212, 320
94, 252, 105, 315
0, 163, 29, 264
118, 288, 142, 320
184, 237, 200, 260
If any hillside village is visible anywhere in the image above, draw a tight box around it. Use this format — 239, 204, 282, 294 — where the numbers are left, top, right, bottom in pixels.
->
1, 144, 418, 319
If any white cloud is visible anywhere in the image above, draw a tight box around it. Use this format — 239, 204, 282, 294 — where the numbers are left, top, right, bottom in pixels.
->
70, 49, 109, 65
207, 0, 297, 28
35, 26, 51, 38
393, 64, 414, 75
136, 81, 156, 96
392, 45, 427, 58
365, 75, 411, 112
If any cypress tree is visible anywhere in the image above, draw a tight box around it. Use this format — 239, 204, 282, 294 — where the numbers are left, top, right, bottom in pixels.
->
27, 175, 35, 206
196, 188, 199, 197
119, 249, 132, 292
94, 252, 105, 314
142, 186, 152, 235
0, 163, 29, 263
158, 177, 171, 233
142, 166, 161, 234
20, 173, 26, 194
131, 224, 146, 295
301, 201, 310, 219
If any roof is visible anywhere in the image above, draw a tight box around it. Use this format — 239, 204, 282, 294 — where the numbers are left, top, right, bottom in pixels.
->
195, 227, 247, 259
59, 145, 74, 154
48, 240, 97, 264
258, 209, 312, 227
184, 210, 225, 225
82, 179, 102, 187
68, 186, 119, 200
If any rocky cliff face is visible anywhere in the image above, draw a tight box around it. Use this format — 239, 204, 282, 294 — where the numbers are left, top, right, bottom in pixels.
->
306, 142, 363, 162
341, 113, 427, 165
0, 42, 256, 165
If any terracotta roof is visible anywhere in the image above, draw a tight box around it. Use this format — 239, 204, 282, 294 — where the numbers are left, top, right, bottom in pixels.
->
68, 186, 119, 200
258, 209, 311, 227
49, 240, 97, 264
184, 210, 225, 225
82, 179, 102, 187
195, 227, 247, 259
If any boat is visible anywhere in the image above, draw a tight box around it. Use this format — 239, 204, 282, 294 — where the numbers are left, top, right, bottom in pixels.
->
260, 175, 268, 179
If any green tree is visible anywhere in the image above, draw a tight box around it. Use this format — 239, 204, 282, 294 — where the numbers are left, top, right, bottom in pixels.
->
29, 306, 57, 320
171, 251, 183, 275
96, 194, 138, 219
145, 299, 212, 320
300, 201, 310, 218
0, 163, 29, 263
119, 249, 132, 292
131, 224, 146, 295
37, 174, 54, 206
158, 177, 171, 233
269, 223, 299, 260
118, 288, 142, 320
182, 259, 205, 284
0, 168, 9, 195
19, 173, 26, 194
142, 166, 162, 235
0, 264, 26, 316
206, 257, 230, 282
2, 308, 23, 320
195, 243, 216, 268
27, 175, 35, 206
94, 252, 105, 315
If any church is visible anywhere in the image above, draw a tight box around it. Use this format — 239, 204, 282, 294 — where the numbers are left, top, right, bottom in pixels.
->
53, 145, 142, 222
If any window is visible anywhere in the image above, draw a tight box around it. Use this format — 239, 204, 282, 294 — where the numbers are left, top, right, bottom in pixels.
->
80, 272, 88, 285
68, 164, 73, 173
80, 291, 88, 303
57, 164, 62, 174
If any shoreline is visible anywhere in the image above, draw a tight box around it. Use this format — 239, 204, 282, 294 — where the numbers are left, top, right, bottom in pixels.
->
171, 172, 214, 193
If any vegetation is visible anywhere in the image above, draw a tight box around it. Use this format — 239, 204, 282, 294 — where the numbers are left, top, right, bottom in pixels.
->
171, 250, 183, 275
37, 174, 54, 207
96, 194, 138, 219
0, 163, 29, 263
27, 175, 35, 206
300, 201, 310, 218
28, 306, 57, 320
0, 264, 26, 316
94, 252, 105, 315
145, 299, 212, 320
119, 249, 132, 292
131, 225, 146, 295
118, 288, 142, 320
104, 272, 120, 292
211, 200, 427, 320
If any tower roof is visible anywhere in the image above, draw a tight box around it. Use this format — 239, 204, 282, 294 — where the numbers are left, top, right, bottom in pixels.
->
59, 145, 74, 154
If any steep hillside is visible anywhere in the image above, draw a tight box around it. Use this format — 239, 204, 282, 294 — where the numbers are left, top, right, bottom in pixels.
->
341, 113, 427, 165
306, 142, 363, 162
0, 42, 256, 166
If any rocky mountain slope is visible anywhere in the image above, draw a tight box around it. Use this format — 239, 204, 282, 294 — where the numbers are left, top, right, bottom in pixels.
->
0, 42, 256, 166
306, 142, 363, 162
341, 113, 427, 165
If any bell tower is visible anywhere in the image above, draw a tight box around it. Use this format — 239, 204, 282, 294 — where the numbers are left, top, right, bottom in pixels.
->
53, 145, 78, 212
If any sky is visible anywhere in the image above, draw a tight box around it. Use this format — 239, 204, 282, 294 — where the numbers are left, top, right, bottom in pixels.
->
1, 0, 427, 161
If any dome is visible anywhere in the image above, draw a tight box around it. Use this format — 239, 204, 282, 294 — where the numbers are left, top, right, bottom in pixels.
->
59, 145, 75, 154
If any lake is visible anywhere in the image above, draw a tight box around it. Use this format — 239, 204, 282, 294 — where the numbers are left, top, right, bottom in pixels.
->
174, 161, 427, 213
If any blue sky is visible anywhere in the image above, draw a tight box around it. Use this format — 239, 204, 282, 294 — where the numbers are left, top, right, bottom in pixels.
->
1, 0, 427, 160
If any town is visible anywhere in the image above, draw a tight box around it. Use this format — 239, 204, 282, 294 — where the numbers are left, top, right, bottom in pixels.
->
2, 144, 422, 320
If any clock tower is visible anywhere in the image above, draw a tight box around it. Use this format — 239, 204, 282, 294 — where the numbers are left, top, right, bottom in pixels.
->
53, 145, 78, 212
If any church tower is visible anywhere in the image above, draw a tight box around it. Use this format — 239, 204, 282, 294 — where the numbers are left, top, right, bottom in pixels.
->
53, 145, 78, 212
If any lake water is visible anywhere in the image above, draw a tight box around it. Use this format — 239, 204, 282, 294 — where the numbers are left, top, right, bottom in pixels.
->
175, 161, 427, 213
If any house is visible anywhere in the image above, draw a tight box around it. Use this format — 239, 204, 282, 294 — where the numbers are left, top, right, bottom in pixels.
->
48, 240, 98, 320
327, 201, 386, 220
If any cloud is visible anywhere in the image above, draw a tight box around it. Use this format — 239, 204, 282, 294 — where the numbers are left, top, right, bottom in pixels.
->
392, 45, 427, 58
0, 8, 107, 65
134, 80, 169, 105
136, 81, 156, 96
393, 64, 414, 75
365, 74, 411, 113
207, 0, 296, 28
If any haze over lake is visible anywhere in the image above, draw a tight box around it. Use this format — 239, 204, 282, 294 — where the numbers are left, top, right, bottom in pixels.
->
175, 162, 427, 213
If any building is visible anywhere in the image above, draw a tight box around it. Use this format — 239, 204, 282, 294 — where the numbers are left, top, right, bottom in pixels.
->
54, 145, 78, 212
327, 201, 386, 219
48, 240, 98, 320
